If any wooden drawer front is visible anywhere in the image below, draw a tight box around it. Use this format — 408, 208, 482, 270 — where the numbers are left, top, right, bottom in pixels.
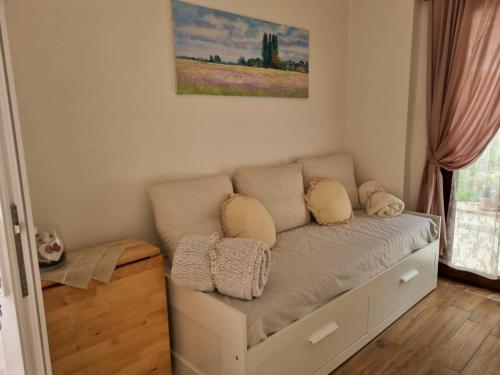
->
258, 297, 368, 375
43, 255, 171, 375
369, 245, 436, 329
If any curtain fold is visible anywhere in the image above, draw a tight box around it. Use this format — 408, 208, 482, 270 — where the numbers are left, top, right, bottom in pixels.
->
418, 0, 500, 256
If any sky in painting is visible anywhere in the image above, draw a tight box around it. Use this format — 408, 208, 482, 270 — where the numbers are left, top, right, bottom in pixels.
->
172, 0, 309, 63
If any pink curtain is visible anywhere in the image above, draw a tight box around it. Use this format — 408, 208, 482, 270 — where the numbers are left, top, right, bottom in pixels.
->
418, 0, 500, 255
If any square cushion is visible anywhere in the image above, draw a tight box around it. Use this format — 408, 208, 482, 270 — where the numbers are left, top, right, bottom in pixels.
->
233, 163, 310, 232
299, 154, 360, 209
149, 174, 233, 262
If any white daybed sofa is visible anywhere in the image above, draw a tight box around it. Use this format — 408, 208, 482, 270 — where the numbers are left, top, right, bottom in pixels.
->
149, 154, 440, 375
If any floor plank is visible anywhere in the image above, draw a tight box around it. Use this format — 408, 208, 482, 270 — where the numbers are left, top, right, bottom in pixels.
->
469, 298, 500, 329
383, 306, 438, 345
332, 278, 500, 375
413, 305, 470, 348
451, 290, 485, 312
333, 338, 399, 375
462, 335, 500, 375
422, 366, 459, 375
465, 285, 500, 300
430, 284, 463, 310
436, 320, 490, 372
491, 320, 500, 337
375, 339, 432, 375
415, 359, 459, 375
438, 278, 467, 290
412, 351, 459, 375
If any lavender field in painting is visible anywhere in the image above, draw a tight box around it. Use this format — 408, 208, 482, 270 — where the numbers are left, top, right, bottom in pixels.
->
175, 59, 308, 97
172, 0, 309, 98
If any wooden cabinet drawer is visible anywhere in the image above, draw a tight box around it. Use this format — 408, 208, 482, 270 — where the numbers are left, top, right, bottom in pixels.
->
369, 244, 436, 329
258, 297, 368, 375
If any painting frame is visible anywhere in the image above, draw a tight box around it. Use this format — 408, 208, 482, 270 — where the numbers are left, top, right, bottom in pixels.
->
171, 0, 310, 98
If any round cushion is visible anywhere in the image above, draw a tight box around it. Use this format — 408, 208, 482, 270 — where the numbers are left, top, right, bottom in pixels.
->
221, 194, 276, 248
306, 179, 354, 225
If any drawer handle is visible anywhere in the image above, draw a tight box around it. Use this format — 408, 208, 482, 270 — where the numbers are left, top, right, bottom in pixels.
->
400, 269, 419, 283
307, 322, 339, 345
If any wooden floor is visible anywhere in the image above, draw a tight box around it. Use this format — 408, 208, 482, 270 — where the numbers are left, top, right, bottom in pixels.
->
332, 277, 500, 375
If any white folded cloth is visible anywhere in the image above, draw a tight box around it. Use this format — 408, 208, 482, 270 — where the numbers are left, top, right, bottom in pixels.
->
40, 245, 126, 289
171, 233, 271, 300
358, 181, 404, 218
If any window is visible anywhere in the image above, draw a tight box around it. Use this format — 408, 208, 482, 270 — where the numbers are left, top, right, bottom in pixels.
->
449, 131, 500, 279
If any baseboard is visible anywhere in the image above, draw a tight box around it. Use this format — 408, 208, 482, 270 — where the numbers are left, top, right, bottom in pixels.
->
439, 262, 500, 291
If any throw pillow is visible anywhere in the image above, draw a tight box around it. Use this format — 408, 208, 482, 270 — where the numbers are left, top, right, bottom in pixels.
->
306, 179, 354, 225
221, 194, 276, 248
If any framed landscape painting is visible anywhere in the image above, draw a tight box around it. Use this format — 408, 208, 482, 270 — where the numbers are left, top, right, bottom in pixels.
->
171, 0, 309, 98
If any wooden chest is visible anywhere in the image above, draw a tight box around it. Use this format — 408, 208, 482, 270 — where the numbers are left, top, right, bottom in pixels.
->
42, 239, 171, 375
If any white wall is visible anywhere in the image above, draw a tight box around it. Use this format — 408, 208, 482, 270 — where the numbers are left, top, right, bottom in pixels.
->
4, 0, 349, 249
0, 338, 4, 375
405, 0, 428, 210
345, 0, 416, 199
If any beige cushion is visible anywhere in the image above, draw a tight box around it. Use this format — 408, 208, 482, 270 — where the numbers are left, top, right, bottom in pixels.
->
233, 163, 310, 232
299, 154, 360, 209
221, 194, 276, 247
149, 174, 233, 262
305, 179, 354, 225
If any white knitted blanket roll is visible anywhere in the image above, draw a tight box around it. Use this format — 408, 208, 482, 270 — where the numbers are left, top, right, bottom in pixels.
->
171, 234, 271, 300
359, 180, 405, 218
366, 191, 405, 217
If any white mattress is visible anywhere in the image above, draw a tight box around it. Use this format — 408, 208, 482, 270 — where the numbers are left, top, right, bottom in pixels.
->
211, 211, 439, 347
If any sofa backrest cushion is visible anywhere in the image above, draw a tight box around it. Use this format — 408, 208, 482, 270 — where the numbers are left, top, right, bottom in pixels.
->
299, 154, 360, 209
149, 174, 233, 262
233, 163, 310, 232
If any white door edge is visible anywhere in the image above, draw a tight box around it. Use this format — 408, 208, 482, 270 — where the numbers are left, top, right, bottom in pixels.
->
0, 0, 51, 373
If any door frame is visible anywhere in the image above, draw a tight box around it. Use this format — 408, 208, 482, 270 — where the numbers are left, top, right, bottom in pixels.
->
0, 0, 51, 373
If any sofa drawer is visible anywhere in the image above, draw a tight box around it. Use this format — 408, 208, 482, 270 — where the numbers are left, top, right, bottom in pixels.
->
258, 297, 368, 375
369, 244, 436, 329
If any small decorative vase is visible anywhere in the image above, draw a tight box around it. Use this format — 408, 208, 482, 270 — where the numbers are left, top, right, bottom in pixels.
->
36, 229, 65, 263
